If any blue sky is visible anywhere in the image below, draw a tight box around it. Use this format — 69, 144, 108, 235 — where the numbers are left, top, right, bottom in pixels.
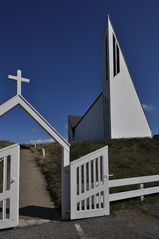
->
0, 0, 158, 143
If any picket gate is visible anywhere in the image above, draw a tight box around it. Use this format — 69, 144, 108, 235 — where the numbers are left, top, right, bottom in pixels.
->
0, 144, 20, 229
70, 146, 109, 220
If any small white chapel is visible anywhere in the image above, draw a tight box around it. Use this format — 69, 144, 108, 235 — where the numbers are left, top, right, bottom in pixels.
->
68, 17, 152, 141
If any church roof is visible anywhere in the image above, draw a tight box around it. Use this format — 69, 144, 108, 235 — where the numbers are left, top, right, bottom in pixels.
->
68, 115, 82, 128
68, 93, 103, 130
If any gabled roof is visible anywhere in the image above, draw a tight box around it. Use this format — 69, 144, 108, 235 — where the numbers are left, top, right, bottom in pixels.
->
0, 95, 70, 150
72, 93, 103, 129
68, 115, 82, 128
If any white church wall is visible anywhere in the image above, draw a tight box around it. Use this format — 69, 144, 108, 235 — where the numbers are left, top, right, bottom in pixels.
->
107, 18, 152, 138
74, 95, 105, 141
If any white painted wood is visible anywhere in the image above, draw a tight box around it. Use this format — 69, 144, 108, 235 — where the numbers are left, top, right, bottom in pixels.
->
61, 147, 70, 219
110, 189, 145, 202
0, 69, 72, 222
76, 184, 107, 202
70, 146, 109, 220
109, 175, 159, 202
0, 93, 70, 219
140, 183, 144, 201
93, 159, 96, 189
98, 157, 101, 186
109, 186, 159, 202
84, 163, 86, 193
42, 148, 46, 158
79, 166, 82, 194
0, 144, 20, 230
0, 96, 19, 117
88, 161, 91, 191
2, 157, 7, 220
0, 95, 70, 149
109, 175, 159, 188
8, 69, 30, 95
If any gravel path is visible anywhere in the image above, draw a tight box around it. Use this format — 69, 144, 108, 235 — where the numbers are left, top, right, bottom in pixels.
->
19, 149, 57, 226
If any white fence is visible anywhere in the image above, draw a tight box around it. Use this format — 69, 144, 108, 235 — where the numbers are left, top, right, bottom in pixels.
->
109, 174, 159, 202
70, 145, 159, 220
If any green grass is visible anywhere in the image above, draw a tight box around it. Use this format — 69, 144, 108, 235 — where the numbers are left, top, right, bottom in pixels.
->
33, 137, 159, 212
71, 137, 159, 213
0, 138, 158, 215
71, 137, 159, 178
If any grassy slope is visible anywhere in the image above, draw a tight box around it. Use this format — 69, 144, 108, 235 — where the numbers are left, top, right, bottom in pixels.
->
0, 141, 12, 149
33, 137, 159, 211
71, 137, 159, 178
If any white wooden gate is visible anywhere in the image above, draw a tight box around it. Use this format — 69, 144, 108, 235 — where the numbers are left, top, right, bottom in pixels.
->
0, 144, 20, 229
70, 146, 109, 220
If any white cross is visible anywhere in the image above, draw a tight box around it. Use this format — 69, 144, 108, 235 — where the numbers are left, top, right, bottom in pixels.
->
8, 69, 30, 95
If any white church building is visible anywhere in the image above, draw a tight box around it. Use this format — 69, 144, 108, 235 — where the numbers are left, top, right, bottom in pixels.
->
68, 17, 152, 141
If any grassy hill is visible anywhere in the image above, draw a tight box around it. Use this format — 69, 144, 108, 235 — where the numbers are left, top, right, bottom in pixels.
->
0, 140, 12, 149
33, 137, 159, 210
0, 138, 159, 212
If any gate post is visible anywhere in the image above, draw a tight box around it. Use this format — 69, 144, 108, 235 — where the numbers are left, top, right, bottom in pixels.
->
61, 146, 70, 219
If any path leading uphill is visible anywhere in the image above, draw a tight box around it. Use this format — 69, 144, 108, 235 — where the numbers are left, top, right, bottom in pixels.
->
19, 149, 58, 227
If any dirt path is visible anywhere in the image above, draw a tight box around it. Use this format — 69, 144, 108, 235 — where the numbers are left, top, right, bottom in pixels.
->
19, 149, 56, 224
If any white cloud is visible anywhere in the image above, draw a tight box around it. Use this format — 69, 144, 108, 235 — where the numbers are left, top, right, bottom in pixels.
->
25, 138, 54, 145
142, 103, 155, 112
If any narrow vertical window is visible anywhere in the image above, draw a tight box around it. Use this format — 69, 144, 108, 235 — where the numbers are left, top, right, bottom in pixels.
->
113, 35, 116, 76
113, 34, 120, 76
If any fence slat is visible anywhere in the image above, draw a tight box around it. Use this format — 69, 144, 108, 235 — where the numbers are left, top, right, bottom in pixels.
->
84, 163, 86, 193
79, 166, 81, 195
88, 161, 91, 190
98, 157, 101, 185
89, 196, 92, 210
109, 175, 159, 188
93, 159, 96, 188
110, 186, 159, 202
98, 192, 101, 209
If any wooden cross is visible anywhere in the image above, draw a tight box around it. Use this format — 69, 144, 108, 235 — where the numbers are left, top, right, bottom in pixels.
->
8, 70, 30, 95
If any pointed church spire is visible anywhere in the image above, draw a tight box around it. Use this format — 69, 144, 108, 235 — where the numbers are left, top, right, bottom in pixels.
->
105, 16, 152, 138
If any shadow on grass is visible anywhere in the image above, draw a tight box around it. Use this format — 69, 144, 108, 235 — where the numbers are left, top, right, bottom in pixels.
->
19, 205, 61, 221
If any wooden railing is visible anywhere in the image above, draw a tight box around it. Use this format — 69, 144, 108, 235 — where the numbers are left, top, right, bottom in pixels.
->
109, 175, 159, 202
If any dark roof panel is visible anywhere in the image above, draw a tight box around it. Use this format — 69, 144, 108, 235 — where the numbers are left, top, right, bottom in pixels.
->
68, 115, 82, 128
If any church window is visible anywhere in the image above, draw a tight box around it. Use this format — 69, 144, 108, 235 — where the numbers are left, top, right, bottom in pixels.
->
113, 35, 120, 76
